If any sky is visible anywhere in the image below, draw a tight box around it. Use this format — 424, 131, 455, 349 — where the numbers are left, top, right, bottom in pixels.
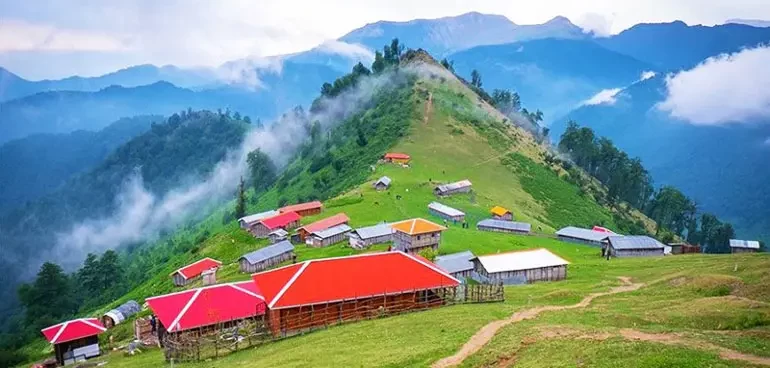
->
1, 0, 769, 79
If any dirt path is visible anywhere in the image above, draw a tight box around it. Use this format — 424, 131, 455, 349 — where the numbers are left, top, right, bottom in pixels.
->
423, 92, 433, 124
432, 277, 644, 368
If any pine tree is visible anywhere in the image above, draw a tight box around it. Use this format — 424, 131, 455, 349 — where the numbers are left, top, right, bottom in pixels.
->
235, 176, 247, 219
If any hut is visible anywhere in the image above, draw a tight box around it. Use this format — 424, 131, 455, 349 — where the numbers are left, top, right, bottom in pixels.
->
428, 202, 465, 222
472, 248, 569, 285
170, 258, 222, 287
249, 211, 301, 238
434, 180, 472, 196
102, 300, 141, 328
383, 152, 411, 164
268, 228, 289, 243
41, 318, 106, 366
251, 252, 459, 337
297, 213, 350, 242
434, 251, 475, 279
607, 236, 665, 257
477, 219, 531, 235
307, 224, 353, 247
279, 201, 323, 217
682, 243, 702, 254
239, 240, 295, 273
348, 223, 394, 249
555, 226, 613, 247
730, 239, 760, 253
391, 218, 447, 254
373, 176, 392, 191
238, 210, 279, 229
490, 206, 513, 221
201, 269, 217, 285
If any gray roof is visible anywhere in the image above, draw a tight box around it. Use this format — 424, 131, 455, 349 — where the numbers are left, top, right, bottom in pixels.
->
269, 229, 288, 237
556, 226, 613, 242
436, 179, 472, 193
240, 240, 294, 265
609, 235, 665, 250
239, 210, 279, 225
311, 224, 352, 239
351, 223, 393, 240
477, 219, 531, 232
374, 176, 391, 187
435, 251, 475, 274
428, 202, 465, 217
730, 239, 760, 249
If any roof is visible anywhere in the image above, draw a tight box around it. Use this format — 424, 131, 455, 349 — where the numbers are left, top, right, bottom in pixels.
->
434, 251, 475, 274
351, 223, 393, 240
490, 206, 511, 216
474, 248, 569, 274
592, 226, 617, 234
311, 224, 352, 239
240, 240, 295, 265
298, 213, 349, 234
436, 180, 472, 193
251, 252, 459, 309
477, 219, 531, 232
384, 153, 410, 160
171, 258, 222, 280
269, 228, 288, 237
555, 226, 614, 242
41, 318, 106, 344
279, 201, 323, 214
239, 210, 279, 225
730, 239, 761, 249
428, 202, 465, 217
260, 211, 301, 230
391, 218, 447, 235
146, 281, 266, 333
374, 176, 392, 186
609, 236, 665, 250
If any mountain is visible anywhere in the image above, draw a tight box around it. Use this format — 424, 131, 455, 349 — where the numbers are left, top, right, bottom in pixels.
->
727, 19, 770, 28
597, 21, 770, 71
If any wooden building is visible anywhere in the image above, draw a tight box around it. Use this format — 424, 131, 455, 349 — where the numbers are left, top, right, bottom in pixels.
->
251, 252, 459, 337
428, 202, 465, 222
170, 258, 222, 287
391, 218, 447, 254
383, 152, 411, 164
268, 229, 289, 243
297, 213, 349, 241
490, 206, 513, 221
373, 176, 392, 191
730, 239, 760, 253
607, 236, 665, 257
434, 251, 475, 280
239, 240, 295, 273
238, 210, 278, 229
434, 179, 472, 196
348, 223, 394, 249
667, 242, 701, 255
249, 211, 301, 238
472, 248, 569, 285
41, 318, 106, 366
279, 201, 323, 217
477, 219, 531, 235
555, 226, 612, 247
102, 300, 140, 328
307, 224, 353, 247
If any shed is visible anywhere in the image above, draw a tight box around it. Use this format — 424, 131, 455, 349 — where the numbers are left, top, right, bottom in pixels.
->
279, 201, 323, 217
434, 180, 472, 196
490, 206, 513, 221
348, 223, 394, 249
170, 258, 222, 287
434, 251, 475, 279
428, 202, 465, 222
41, 318, 106, 366
607, 236, 665, 257
391, 218, 447, 254
249, 211, 301, 238
238, 210, 279, 229
239, 240, 295, 273
383, 152, 411, 164
477, 219, 531, 235
307, 224, 353, 247
102, 300, 141, 328
268, 228, 289, 243
373, 176, 392, 191
297, 213, 349, 241
730, 239, 760, 253
555, 226, 613, 247
473, 248, 569, 284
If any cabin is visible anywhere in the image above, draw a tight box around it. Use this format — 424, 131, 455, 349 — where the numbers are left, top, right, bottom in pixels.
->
391, 218, 447, 254
102, 300, 140, 328
41, 318, 106, 366
348, 223, 394, 249
373, 176, 392, 191
170, 258, 222, 287
477, 219, 531, 235
434, 251, 475, 280
279, 201, 323, 217
307, 224, 353, 247
239, 240, 295, 273
296, 213, 350, 241
238, 210, 279, 229
730, 239, 760, 253
249, 211, 301, 238
434, 180, 472, 196
607, 236, 665, 257
383, 152, 411, 164
268, 228, 289, 243
555, 226, 613, 247
251, 252, 459, 337
490, 206, 513, 221
667, 242, 700, 255
428, 202, 465, 222
472, 248, 569, 285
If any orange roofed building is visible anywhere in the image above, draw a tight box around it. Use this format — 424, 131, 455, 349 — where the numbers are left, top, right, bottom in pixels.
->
279, 201, 323, 217
296, 213, 350, 241
391, 218, 447, 254
383, 152, 411, 164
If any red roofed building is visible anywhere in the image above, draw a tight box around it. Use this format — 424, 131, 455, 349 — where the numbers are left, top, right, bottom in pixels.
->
296, 213, 349, 241
279, 201, 323, 217
249, 211, 301, 238
170, 257, 222, 287
41, 318, 106, 365
383, 152, 411, 164
251, 252, 459, 336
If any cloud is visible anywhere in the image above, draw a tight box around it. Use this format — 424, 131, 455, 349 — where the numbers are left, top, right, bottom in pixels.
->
576, 12, 614, 36
0, 19, 130, 52
583, 88, 622, 106
316, 40, 375, 61
640, 70, 657, 81
214, 55, 285, 89
658, 46, 770, 125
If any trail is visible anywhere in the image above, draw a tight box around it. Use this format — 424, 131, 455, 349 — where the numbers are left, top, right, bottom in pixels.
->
432, 277, 644, 368
424, 92, 433, 124
472, 149, 515, 167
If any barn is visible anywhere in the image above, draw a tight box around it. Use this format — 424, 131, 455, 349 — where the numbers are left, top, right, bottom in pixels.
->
391, 218, 447, 254
251, 252, 459, 337
434, 251, 475, 280
239, 240, 295, 273
297, 213, 350, 241
348, 223, 394, 249
472, 248, 569, 285
41, 318, 106, 366
373, 176, 392, 191
238, 210, 279, 229
268, 228, 289, 243
383, 152, 411, 164
249, 211, 301, 238
170, 258, 222, 287
730, 239, 760, 253
555, 226, 613, 247
607, 236, 665, 257
307, 224, 353, 247
279, 201, 323, 217
667, 242, 700, 255
477, 219, 531, 235
490, 206, 513, 221
434, 180, 472, 196
102, 300, 141, 328
428, 202, 465, 222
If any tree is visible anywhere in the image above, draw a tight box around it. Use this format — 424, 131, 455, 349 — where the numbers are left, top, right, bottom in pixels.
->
352, 62, 371, 76
233, 111, 241, 120
440, 58, 455, 73
356, 127, 368, 147
470, 69, 482, 89
246, 149, 277, 192
18, 262, 75, 326
235, 176, 247, 219
372, 51, 386, 74
243, 115, 252, 124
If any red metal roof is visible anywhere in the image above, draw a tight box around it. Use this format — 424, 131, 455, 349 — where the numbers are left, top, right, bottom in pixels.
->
260, 211, 301, 230
146, 281, 267, 333
251, 252, 460, 309
171, 257, 222, 280
384, 153, 410, 160
297, 213, 349, 234
41, 318, 106, 344
279, 201, 322, 214
592, 226, 617, 234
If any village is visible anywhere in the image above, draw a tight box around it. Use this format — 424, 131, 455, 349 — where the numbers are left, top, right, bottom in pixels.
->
37, 152, 763, 367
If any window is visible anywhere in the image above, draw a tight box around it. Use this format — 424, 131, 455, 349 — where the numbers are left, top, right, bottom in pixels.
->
417, 235, 421, 240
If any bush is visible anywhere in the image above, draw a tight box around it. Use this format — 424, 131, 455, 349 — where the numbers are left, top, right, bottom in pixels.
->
418, 248, 438, 262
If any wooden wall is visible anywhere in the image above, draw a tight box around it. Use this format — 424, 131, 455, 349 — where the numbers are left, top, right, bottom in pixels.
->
477, 225, 529, 235
473, 261, 567, 284
731, 247, 757, 254
349, 233, 393, 249
610, 247, 664, 257
308, 230, 351, 247
393, 231, 440, 253
239, 251, 294, 273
